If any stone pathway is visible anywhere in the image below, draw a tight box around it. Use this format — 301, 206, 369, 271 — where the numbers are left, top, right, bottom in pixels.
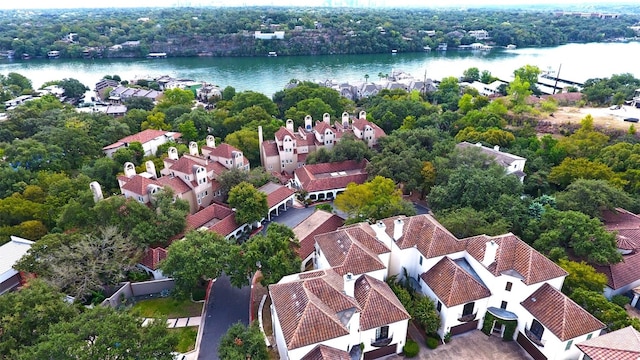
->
142, 316, 201, 328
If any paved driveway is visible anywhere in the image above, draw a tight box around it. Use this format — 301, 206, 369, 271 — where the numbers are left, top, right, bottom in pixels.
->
415, 330, 533, 360
197, 276, 250, 360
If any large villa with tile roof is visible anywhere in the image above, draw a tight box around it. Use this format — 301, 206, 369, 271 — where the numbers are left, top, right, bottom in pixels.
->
293, 159, 369, 201
259, 111, 385, 175
103, 129, 182, 157
270, 213, 605, 360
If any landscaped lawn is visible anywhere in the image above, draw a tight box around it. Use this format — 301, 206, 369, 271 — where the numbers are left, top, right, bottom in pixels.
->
170, 327, 198, 353
131, 298, 203, 318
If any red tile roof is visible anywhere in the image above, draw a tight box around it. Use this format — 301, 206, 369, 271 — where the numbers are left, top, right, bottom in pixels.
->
156, 176, 191, 194
140, 247, 168, 270
521, 283, 604, 341
269, 269, 360, 350
103, 129, 181, 150
421, 257, 491, 307
275, 127, 296, 142
314, 121, 332, 134
300, 345, 350, 360
381, 215, 464, 258
295, 160, 369, 193
465, 233, 568, 285
259, 182, 295, 209
121, 175, 159, 195
314, 225, 389, 276
596, 252, 640, 290
576, 326, 640, 360
602, 208, 640, 250
207, 143, 242, 159
168, 156, 201, 175
351, 118, 386, 138
355, 275, 410, 331
261, 141, 280, 157
183, 203, 241, 238
292, 210, 345, 260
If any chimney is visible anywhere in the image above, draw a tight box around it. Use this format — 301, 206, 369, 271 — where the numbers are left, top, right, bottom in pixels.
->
168, 147, 179, 160
206, 135, 216, 148
304, 115, 312, 131
341, 111, 350, 127
359, 110, 367, 119
124, 162, 136, 177
494, 145, 500, 152
475, 142, 482, 147
258, 125, 264, 146
482, 240, 499, 267
89, 181, 104, 203
393, 218, 404, 241
145, 160, 157, 179
323, 113, 330, 124
286, 119, 295, 132
189, 142, 199, 156
343, 272, 356, 297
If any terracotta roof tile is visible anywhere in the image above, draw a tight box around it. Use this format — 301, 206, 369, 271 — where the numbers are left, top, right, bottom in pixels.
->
261, 141, 280, 157
521, 283, 604, 341
466, 233, 568, 285
295, 160, 369, 193
207, 143, 242, 159
156, 176, 191, 194
576, 326, 640, 360
103, 129, 181, 150
355, 275, 410, 331
292, 210, 345, 260
421, 257, 491, 307
300, 345, 350, 360
168, 157, 201, 175
596, 252, 640, 290
269, 269, 360, 350
275, 127, 296, 141
314, 121, 332, 134
183, 203, 241, 238
602, 208, 640, 231
351, 118, 386, 138
383, 215, 464, 258
121, 175, 160, 195
259, 182, 295, 208
140, 247, 168, 270
315, 227, 388, 276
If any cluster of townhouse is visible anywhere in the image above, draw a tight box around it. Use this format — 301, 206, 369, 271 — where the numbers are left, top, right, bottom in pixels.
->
270, 212, 607, 360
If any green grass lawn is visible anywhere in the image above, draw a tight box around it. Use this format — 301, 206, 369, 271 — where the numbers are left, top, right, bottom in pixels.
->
131, 298, 203, 318
170, 327, 198, 353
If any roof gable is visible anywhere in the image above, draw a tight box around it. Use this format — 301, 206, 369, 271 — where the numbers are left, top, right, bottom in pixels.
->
355, 275, 410, 331
421, 257, 491, 307
293, 210, 344, 260
576, 326, 640, 360
521, 283, 604, 341
300, 345, 350, 360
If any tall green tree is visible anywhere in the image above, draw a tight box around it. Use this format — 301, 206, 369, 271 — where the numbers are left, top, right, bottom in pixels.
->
218, 322, 268, 360
228, 182, 268, 225
555, 179, 632, 219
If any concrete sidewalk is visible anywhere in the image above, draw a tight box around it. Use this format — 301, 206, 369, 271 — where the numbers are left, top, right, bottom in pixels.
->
142, 316, 201, 328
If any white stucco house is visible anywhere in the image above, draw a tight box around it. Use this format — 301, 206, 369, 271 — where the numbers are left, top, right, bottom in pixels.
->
270, 214, 605, 360
0, 236, 34, 295
456, 141, 527, 182
103, 129, 181, 157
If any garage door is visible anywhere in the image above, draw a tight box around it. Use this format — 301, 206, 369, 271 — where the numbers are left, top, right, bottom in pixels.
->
450, 320, 479, 336
363, 345, 396, 360
516, 332, 547, 360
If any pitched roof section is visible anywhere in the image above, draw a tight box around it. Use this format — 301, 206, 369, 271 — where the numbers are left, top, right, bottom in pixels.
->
103, 129, 180, 150
355, 275, 411, 331
456, 141, 525, 167
381, 215, 464, 258
576, 326, 640, 360
0, 236, 34, 277
602, 208, 640, 251
300, 345, 350, 360
184, 203, 240, 238
121, 174, 160, 195
421, 257, 491, 307
269, 269, 360, 350
314, 226, 389, 276
258, 182, 295, 208
521, 283, 604, 341
207, 143, 242, 159
140, 247, 168, 270
168, 156, 201, 175
261, 140, 280, 157
351, 118, 386, 138
466, 233, 568, 285
596, 252, 640, 290
292, 210, 345, 260
295, 160, 369, 193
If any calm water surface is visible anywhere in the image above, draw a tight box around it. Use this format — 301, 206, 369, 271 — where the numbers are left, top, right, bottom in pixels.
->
0, 42, 637, 97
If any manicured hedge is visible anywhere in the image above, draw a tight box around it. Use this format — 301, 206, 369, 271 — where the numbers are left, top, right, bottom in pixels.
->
403, 340, 420, 357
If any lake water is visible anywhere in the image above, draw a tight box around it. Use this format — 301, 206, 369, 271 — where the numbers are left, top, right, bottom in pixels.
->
0, 42, 638, 97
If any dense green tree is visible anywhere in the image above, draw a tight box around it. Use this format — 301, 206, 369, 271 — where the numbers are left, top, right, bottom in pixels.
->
218, 322, 268, 360
513, 65, 541, 92
0, 279, 79, 357
58, 78, 88, 99
437, 207, 510, 238
462, 67, 480, 82
228, 182, 268, 225
19, 306, 177, 360
156, 88, 194, 110
548, 158, 616, 188
555, 179, 633, 219
230, 91, 277, 116
558, 259, 608, 295
242, 223, 301, 286
123, 96, 155, 111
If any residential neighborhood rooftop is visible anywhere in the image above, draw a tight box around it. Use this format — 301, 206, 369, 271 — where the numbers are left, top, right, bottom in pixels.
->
576, 325, 640, 360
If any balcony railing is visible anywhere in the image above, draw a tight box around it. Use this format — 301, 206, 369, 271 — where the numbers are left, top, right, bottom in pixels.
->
457, 313, 477, 322
371, 334, 393, 347
524, 328, 546, 347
